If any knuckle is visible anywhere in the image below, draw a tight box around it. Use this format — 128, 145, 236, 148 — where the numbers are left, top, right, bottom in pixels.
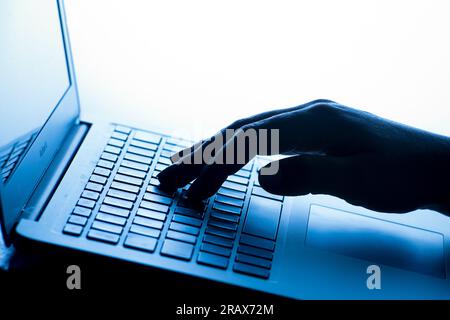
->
240, 123, 254, 131
309, 98, 337, 105
309, 101, 340, 116
228, 118, 247, 129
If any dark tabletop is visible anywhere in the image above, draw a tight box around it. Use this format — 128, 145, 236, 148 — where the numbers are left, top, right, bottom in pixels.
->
1, 223, 295, 315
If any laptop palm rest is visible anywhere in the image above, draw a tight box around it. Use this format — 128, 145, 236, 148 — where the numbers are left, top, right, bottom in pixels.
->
305, 205, 446, 278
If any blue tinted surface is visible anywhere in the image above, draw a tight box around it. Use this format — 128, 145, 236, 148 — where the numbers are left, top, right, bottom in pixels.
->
0, 0, 69, 169
306, 205, 446, 278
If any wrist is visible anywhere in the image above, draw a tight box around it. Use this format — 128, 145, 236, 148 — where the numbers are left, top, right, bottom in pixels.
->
428, 142, 450, 216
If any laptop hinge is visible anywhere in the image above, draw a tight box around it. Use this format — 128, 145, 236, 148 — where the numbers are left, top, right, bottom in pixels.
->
19, 121, 90, 222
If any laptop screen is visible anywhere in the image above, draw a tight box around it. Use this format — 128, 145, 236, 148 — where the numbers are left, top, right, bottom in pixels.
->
0, 0, 70, 183
0, 0, 78, 241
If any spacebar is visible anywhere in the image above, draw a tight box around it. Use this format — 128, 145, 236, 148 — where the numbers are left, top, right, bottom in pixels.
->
242, 195, 281, 240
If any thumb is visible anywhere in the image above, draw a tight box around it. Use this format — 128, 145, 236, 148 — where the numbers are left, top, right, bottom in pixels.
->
257, 155, 353, 198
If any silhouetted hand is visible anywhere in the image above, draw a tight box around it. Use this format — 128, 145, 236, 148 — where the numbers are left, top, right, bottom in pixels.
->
158, 99, 450, 215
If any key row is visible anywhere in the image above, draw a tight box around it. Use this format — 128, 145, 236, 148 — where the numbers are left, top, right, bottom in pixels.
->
63, 126, 132, 236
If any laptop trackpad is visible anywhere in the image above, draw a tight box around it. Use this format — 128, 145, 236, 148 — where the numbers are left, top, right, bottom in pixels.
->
305, 205, 446, 278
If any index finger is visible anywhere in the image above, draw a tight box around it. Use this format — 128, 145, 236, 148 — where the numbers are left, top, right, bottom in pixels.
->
157, 99, 334, 190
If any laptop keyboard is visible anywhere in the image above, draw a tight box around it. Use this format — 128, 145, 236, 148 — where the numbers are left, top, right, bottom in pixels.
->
62, 125, 284, 279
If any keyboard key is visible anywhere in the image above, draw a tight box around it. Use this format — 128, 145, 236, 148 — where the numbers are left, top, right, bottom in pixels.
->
140, 200, 169, 213
111, 131, 128, 141
243, 196, 281, 240
208, 219, 238, 231
161, 239, 194, 261
124, 152, 153, 165
110, 181, 140, 194
124, 233, 157, 252
154, 163, 169, 172
5, 157, 17, 167
130, 139, 158, 151
96, 212, 127, 226
143, 193, 173, 206
121, 159, 149, 172
251, 186, 283, 201
99, 204, 130, 218
115, 125, 131, 134
197, 252, 229, 269
151, 170, 159, 179
91, 221, 123, 234
104, 145, 121, 155
233, 262, 269, 279
85, 182, 103, 193
213, 203, 241, 215
151, 168, 160, 178
108, 138, 125, 148
236, 253, 271, 269
97, 159, 114, 170
238, 245, 273, 260
174, 206, 204, 218
9, 152, 21, 162
129, 224, 161, 238
215, 195, 243, 208
239, 234, 275, 251
203, 234, 234, 248
90, 174, 107, 185
118, 166, 146, 179
158, 157, 172, 166
166, 230, 197, 244
222, 181, 247, 192
149, 177, 161, 186
82, 190, 100, 201
104, 196, 134, 210
73, 206, 92, 217
205, 226, 236, 239
3, 164, 14, 174
77, 198, 96, 209
93, 167, 111, 177
87, 229, 120, 244
63, 223, 83, 236
68, 215, 88, 226
160, 150, 174, 158
107, 189, 137, 202
133, 131, 161, 144
218, 187, 246, 200
136, 208, 166, 221
241, 161, 254, 172
169, 222, 199, 236
200, 243, 232, 257
128, 146, 155, 158
134, 216, 164, 230
114, 174, 143, 186
101, 152, 118, 162
172, 214, 202, 227
146, 185, 173, 197
227, 175, 248, 185
235, 170, 251, 178
210, 210, 240, 223
163, 143, 182, 152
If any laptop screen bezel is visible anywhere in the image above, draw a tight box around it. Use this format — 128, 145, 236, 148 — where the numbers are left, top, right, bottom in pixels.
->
0, 0, 80, 244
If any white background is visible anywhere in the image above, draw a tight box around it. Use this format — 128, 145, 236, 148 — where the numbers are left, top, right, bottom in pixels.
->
65, 0, 450, 140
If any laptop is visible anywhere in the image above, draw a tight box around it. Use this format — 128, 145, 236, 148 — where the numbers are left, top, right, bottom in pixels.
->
1, 0, 450, 299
